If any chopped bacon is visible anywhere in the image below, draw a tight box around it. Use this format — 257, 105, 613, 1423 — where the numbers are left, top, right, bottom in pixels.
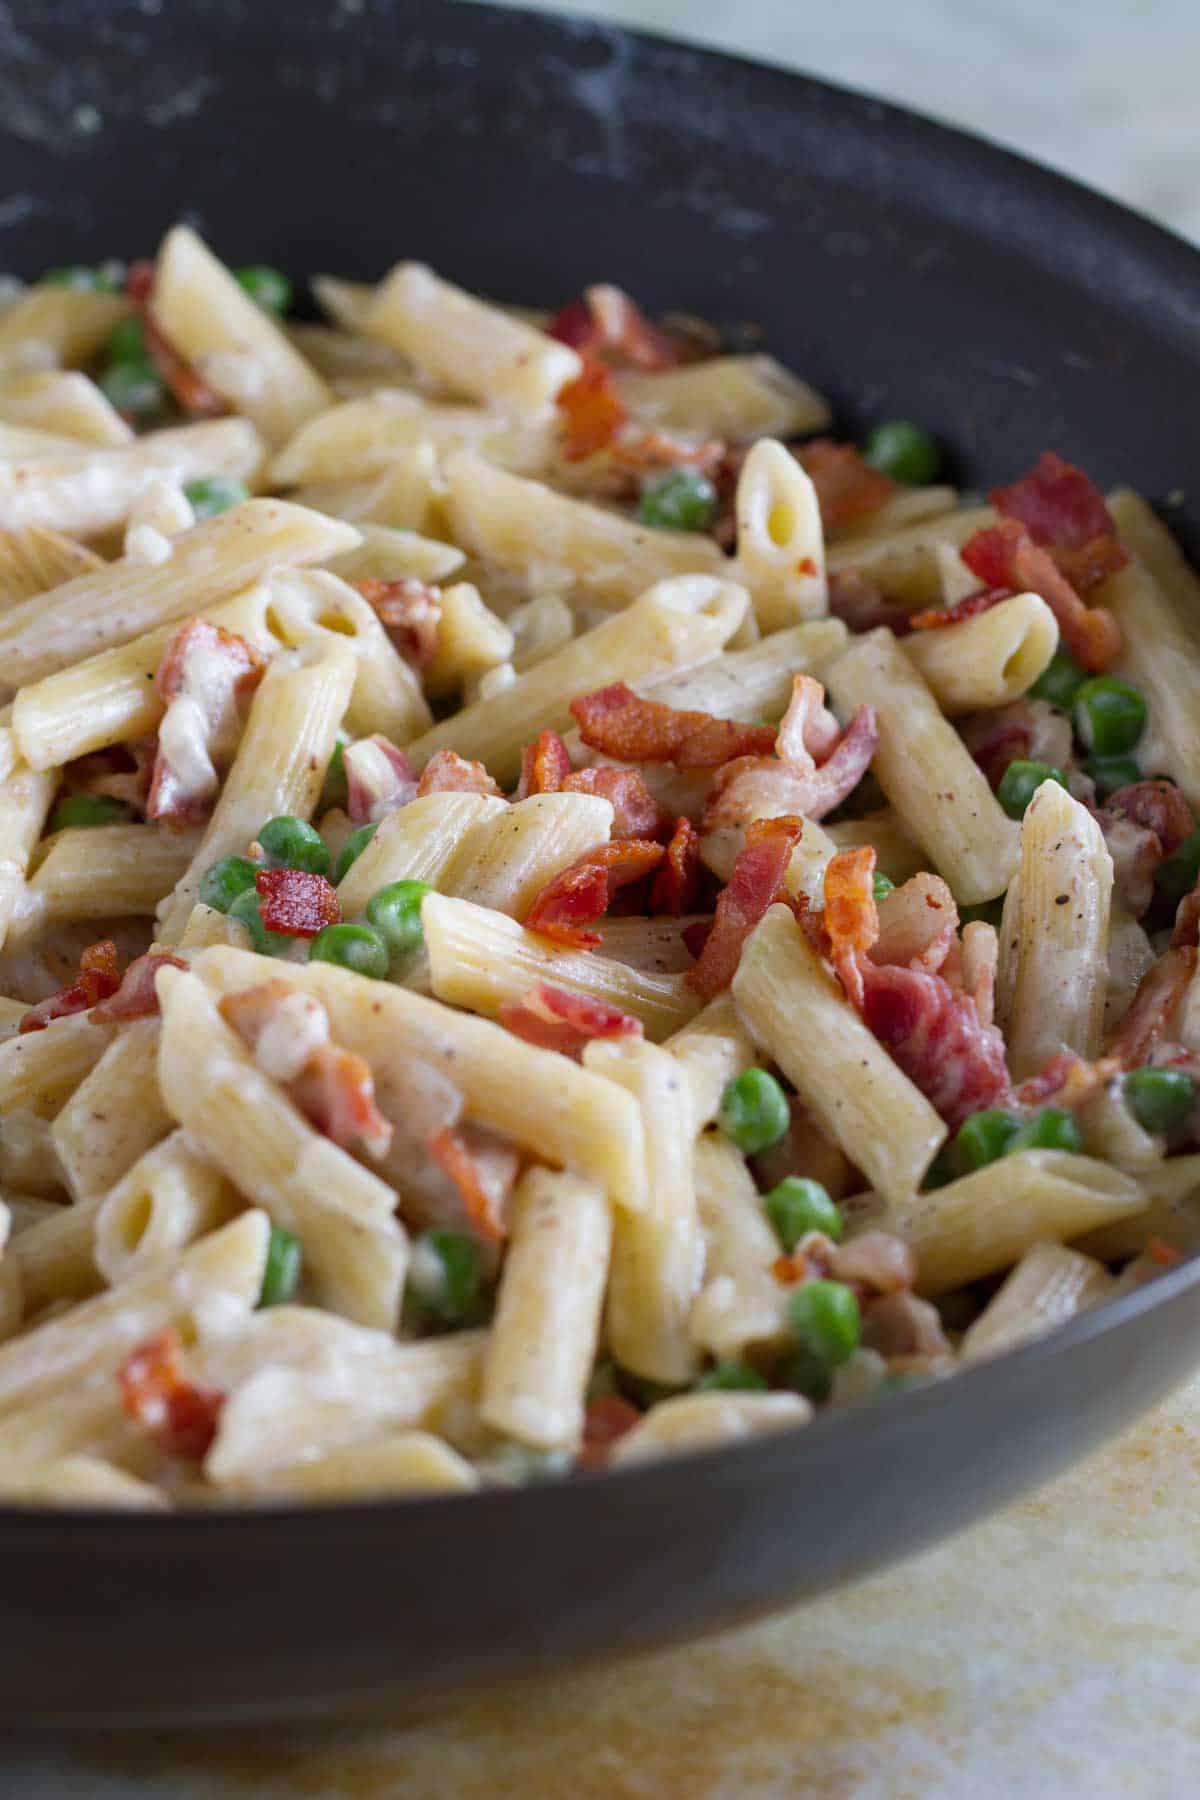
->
1106, 947, 1198, 1068
498, 981, 643, 1058
681, 918, 713, 959
548, 285, 682, 372
961, 698, 1072, 790
343, 734, 419, 825
415, 749, 504, 798
1107, 780, 1194, 858
871, 873, 959, 976
1096, 809, 1162, 918
611, 432, 725, 477
686, 817, 802, 1000
516, 730, 574, 799
352, 578, 442, 671
990, 451, 1128, 595
961, 519, 1120, 672
126, 260, 226, 419
775, 673, 842, 765
855, 958, 1012, 1130
861, 1292, 950, 1359
118, 1328, 224, 1460
546, 297, 595, 352
579, 1393, 643, 1469
827, 568, 916, 636
90, 952, 186, 1023
560, 767, 672, 841
571, 682, 776, 769
648, 816, 702, 915
147, 619, 265, 826
908, 589, 1012, 631
255, 868, 340, 938
703, 680, 878, 831
429, 1123, 519, 1242
1013, 1050, 1120, 1112
557, 359, 628, 461
822, 846, 878, 1008
19, 939, 121, 1032
795, 439, 895, 533
1173, 883, 1200, 950
289, 1044, 394, 1159
829, 1231, 918, 1296
525, 839, 666, 948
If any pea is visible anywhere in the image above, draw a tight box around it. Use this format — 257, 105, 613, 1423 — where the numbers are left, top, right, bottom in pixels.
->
1030, 649, 1086, 711
637, 467, 718, 533
1087, 756, 1142, 802
1124, 1066, 1195, 1136
366, 879, 432, 958
951, 1107, 1021, 1176
695, 1362, 768, 1393
1009, 1106, 1082, 1155
105, 317, 147, 364
259, 1225, 302, 1307
1072, 676, 1147, 757
923, 1144, 957, 1190
183, 475, 249, 522
99, 359, 168, 424
408, 1229, 483, 1325
307, 921, 389, 980
780, 1343, 833, 1404
788, 1279, 861, 1365
872, 872, 895, 901
996, 759, 1067, 821
48, 793, 130, 830
42, 265, 120, 292
199, 854, 261, 914
763, 1176, 843, 1251
234, 264, 293, 316
1155, 828, 1200, 907
861, 420, 943, 485
717, 1068, 790, 1154
334, 822, 377, 885
228, 886, 294, 955
257, 814, 330, 876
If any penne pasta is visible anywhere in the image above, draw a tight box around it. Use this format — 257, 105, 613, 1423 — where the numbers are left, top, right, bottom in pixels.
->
688, 1134, 789, 1359
960, 1241, 1115, 1361
734, 438, 827, 628
617, 354, 830, 440
902, 592, 1058, 712
50, 1019, 174, 1201
94, 1130, 242, 1285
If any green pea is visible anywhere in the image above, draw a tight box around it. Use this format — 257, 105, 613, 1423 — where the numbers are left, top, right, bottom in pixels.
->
788, 1279, 861, 1365
637, 467, 718, 533
409, 1229, 483, 1325
872, 873, 895, 901
1156, 828, 1200, 907
42, 265, 120, 292
227, 886, 293, 956
923, 1144, 957, 1190
951, 1107, 1021, 1176
183, 475, 249, 521
319, 739, 348, 814
1029, 649, 1086, 711
1072, 676, 1147, 757
257, 814, 330, 876
1087, 756, 1142, 802
307, 921, 389, 980
779, 1343, 833, 1404
763, 1176, 843, 1251
259, 1225, 302, 1307
1124, 1066, 1195, 1136
366, 879, 432, 958
861, 420, 943, 485
234, 264, 293, 316
1009, 1106, 1082, 1155
105, 317, 147, 364
48, 793, 131, 831
996, 759, 1067, 821
334, 823, 377, 884
695, 1362, 768, 1393
99, 359, 168, 424
717, 1068, 791, 1154
199, 854, 261, 914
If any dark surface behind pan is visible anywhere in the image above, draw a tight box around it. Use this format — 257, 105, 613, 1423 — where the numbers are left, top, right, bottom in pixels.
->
1, 0, 1200, 1728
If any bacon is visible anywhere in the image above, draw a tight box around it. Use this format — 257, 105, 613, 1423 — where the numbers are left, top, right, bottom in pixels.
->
1013, 1050, 1120, 1112
827, 568, 916, 636
352, 578, 442, 670
648, 816, 702, 915
415, 749, 504, 799
289, 1043, 394, 1159
546, 297, 595, 351
1106, 947, 1198, 1068
681, 918, 713, 960
829, 1231, 918, 1296
560, 767, 671, 841
147, 619, 265, 826
579, 1393, 643, 1469
525, 839, 666, 948
686, 817, 802, 1000
498, 981, 643, 1058
871, 873, 959, 975
90, 951, 186, 1023
118, 1328, 224, 1460
516, 730, 574, 799
990, 451, 1128, 595
63, 740, 157, 817
960, 697, 1071, 790
570, 682, 776, 769
1173, 884, 1200, 950
548, 285, 682, 372
775, 673, 842, 765
795, 439, 895, 533
1107, 780, 1194, 858
611, 432, 725, 477
556, 359, 628, 461
908, 589, 1011, 631
855, 958, 1012, 1130
703, 697, 878, 831
861, 1292, 950, 1359
961, 520, 1120, 672
1096, 809, 1162, 918
255, 868, 340, 938
429, 1123, 519, 1242
126, 260, 226, 419
19, 939, 121, 1032
343, 734, 419, 824
822, 846, 878, 1008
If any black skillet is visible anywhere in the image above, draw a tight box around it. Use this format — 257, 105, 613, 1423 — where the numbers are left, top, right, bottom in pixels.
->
1, 0, 1199, 1729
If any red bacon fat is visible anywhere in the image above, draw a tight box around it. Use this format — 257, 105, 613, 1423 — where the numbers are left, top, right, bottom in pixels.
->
498, 981, 643, 1059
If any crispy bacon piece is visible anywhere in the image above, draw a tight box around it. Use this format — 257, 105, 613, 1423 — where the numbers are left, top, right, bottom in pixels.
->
1173, 883, 1200, 951
855, 958, 1012, 1130
775, 672, 842, 765
560, 767, 671, 841
961, 698, 1071, 791
290, 1044, 394, 1159
548, 285, 682, 372
861, 1292, 950, 1359
516, 729, 574, 799
1107, 780, 1194, 858
961, 519, 1120, 672
871, 873, 959, 975
579, 1393, 643, 1469
118, 1328, 224, 1460
19, 939, 121, 1032
91, 951, 186, 1024
1106, 947, 1198, 1069
415, 749, 504, 799
686, 817, 802, 1000
648, 816, 701, 915
703, 685, 878, 831
525, 839, 666, 948
147, 618, 265, 826
908, 589, 1011, 631
1013, 1050, 1121, 1111
352, 578, 442, 670
795, 439, 895, 533
611, 432, 725, 477
557, 359, 628, 461
571, 682, 776, 769
343, 734, 419, 825
829, 1231, 918, 1296
822, 846, 878, 1009
255, 868, 340, 938
990, 451, 1128, 595
498, 981, 643, 1058
126, 260, 225, 419
827, 568, 916, 636
429, 1123, 519, 1242
1095, 809, 1162, 918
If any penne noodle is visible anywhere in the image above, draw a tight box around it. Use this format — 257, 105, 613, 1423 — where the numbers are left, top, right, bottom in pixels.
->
9, 824, 199, 946
94, 1130, 242, 1285
0, 370, 133, 446
0, 286, 128, 378
444, 792, 612, 921
609, 1391, 810, 1465
333, 793, 508, 919
688, 1134, 790, 1358
734, 438, 827, 627
902, 592, 1059, 713
617, 355, 830, 441
50, 1020, 174, 1201
960, 1241, 1114, 1361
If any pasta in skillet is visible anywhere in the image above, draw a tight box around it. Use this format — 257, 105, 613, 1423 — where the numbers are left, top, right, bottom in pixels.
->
0, 227, 1195, 1505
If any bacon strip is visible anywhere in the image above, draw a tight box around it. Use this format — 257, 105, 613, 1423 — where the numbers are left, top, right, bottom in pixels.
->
570, 682, 776, 769
343, 734, 419, 825
871, 873, 959, 976
415, 749, 504, 799
579, 1393, 643, 1469
147, 619, 265, 826
1106, 947, 1198, 1069
255, 868, 340, 938
990, 451, 1128, 595
126, 260, 226, 419
1013, 1050, 1121, 1112
429, 1123, 519, 1242
648, 816, 702, 915
19, 939, 121, 1032
352, 577, 442, 671
557, 359, 628, 461
548, 285, 682, 372
703, 683, 878, 831
855, 958, 1012, 1130
908, 589, 1012, 631
559, 767, 671, 841
525, 839, 666, 948
961, 519, 1120, 672
827, 568, 917, 637
119, 1328, 224, 1460
795, 439, 894, 533
516, 730, 574, 799
498, 981, 643, 1059
822, 846, 878, 1008
90, 951, 186, 1023
1107, 780, 1194, 858
289, 1044, 394, 1160
687, 817, 802, 1000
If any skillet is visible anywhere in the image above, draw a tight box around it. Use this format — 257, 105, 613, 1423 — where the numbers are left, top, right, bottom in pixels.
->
1, 0, 1199, 1728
